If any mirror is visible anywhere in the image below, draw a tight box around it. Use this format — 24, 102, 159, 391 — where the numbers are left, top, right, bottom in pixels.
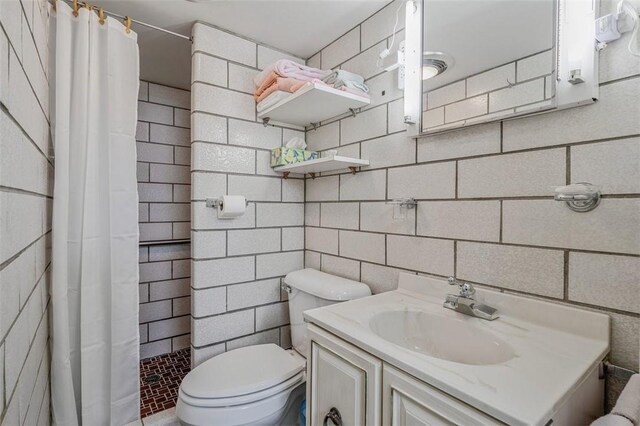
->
402, 0, 599, 136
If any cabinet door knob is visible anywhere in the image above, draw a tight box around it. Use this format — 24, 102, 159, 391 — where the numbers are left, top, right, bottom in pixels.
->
323, 407, 343, 426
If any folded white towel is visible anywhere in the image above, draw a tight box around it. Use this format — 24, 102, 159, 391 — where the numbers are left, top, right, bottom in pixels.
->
592, 414, 634, 426
612, 374, 640, 425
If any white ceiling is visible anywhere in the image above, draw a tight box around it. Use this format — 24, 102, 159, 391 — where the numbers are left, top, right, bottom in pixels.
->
101, 0, 390, 89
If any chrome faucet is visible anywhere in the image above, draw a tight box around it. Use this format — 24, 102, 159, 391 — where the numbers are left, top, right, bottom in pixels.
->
443, 277, 499, 321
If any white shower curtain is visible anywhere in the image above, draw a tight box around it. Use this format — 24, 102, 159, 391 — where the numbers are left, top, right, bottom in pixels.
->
50, 2, 140, 425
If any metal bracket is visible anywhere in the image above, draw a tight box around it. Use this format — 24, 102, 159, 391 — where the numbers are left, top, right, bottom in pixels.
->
280, 277, 292, 293
205, 197, 249, 209
262, 117, 270, 127
282, 171, 290, 179
386, 197, 417, 208
310, 122, 319, 131
349, 166, 357, 175
348, 108, 358, 118
309, 172, 317, 179
603, 361, 638, 380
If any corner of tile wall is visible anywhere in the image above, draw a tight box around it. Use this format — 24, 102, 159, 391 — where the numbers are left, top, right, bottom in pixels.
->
189, 22, 305, 367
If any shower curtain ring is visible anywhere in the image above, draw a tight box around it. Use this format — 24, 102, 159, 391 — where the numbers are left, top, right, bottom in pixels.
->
124, 16, 132, 33
98, 7, 106, 25
72, 0, 79, 17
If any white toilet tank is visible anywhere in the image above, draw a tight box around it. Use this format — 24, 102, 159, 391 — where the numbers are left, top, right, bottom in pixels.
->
284, 268, 371, 357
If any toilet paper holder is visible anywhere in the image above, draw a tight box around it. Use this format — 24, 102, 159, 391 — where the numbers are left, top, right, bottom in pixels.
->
205, 197, 250, 209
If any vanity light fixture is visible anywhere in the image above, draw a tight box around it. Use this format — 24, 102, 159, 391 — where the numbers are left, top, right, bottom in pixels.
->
422, 52, 451, 80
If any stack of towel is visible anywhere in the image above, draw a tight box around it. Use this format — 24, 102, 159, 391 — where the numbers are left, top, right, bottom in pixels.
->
254, 60, 370, 113
592, 374, 640, 426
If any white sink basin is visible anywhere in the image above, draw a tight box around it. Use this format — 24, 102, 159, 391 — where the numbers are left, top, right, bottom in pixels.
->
369, 310, 516, 365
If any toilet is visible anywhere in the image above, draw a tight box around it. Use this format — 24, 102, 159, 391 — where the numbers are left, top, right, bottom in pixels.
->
176, 268, 372, 426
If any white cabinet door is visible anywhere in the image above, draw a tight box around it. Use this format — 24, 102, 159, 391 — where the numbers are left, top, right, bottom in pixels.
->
307, 324, 382, 426
382, 365, 504, 426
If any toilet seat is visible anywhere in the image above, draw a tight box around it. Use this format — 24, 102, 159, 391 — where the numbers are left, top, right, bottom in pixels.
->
177, 344, 306, 426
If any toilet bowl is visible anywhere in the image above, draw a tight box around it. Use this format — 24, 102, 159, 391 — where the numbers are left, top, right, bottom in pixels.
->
176, 269, 371, 426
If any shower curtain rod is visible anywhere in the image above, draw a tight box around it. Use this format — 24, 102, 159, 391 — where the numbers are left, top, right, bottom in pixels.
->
50, 0, 193, 42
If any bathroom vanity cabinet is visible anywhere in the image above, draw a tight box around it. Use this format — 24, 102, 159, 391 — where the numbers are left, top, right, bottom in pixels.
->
306, 324, 503, 426
304, 274, 608, 425
306, 322, 604, 426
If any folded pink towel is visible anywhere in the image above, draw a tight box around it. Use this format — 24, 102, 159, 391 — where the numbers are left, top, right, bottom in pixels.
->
255, 77, 308, 102
254, 60, 330, 89
612, 374, 640, 425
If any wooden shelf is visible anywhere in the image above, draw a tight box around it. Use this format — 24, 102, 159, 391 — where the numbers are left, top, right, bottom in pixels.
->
257, 82, 370, 127
274, 156, 369, 177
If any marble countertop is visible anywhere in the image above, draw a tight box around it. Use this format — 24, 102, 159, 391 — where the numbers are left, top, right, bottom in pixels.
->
303, 273, 610, 426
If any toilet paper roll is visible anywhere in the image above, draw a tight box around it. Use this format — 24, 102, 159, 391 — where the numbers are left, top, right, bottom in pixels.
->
217, 195, 246, 219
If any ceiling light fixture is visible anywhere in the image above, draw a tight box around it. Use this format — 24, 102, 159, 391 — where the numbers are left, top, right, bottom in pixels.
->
422, 52, 452, 80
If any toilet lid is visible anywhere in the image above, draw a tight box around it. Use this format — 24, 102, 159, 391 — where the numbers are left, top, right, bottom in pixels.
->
181, 344, 305, 400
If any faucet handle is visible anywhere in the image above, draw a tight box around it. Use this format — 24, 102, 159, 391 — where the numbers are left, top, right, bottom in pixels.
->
447, 277, 475, 298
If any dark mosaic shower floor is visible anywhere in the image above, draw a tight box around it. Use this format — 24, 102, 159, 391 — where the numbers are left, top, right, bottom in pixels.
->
140, 348, 191, 418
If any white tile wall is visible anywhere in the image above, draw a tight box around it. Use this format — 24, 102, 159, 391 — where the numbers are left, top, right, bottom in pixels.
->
321, 203, 360, 230
193, 24, 256, 67
360, 132, 415, 169
305, 227, 339, 255
571, 138, 640, 194
1, 1, 52, 422
228, 279, 281, 311
340, 170, 387, 200
458, 148, 566, 198
360, 0, 405, 50
386, 235, 454, 276
503, 199, 640, 254
321, 27, 360, 70
341, 105, 387, 145
339, 231, 386, 263
388, 162, 456, 199
191, 23, 305, 362
417, 201, 501, 242
568, 253, 639, 313
360, 202, 415, 235
457, 242, 565, 298
137, 80, 193, 358
320, 254, 361, 281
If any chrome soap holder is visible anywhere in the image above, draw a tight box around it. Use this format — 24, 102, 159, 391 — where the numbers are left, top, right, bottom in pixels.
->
386, 198, 417, 220
554, 182, 601, 212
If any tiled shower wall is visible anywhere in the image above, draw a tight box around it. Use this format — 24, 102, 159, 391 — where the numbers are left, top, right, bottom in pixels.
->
189, 22, 305, 366
137, 81, 192, 359
0, 0, 52, 424
304, 0, 639, 387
